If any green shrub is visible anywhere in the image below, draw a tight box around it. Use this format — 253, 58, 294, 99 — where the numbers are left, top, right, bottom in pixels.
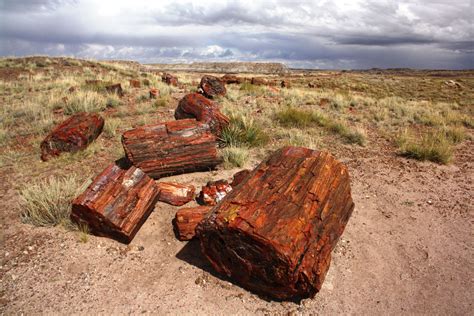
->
276, 107, 326, 128
221, 115, 269, 147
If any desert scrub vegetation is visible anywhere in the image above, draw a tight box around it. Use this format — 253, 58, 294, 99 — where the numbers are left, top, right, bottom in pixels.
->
221, 113, 269, 147
277, 129, 318, 148
19, 175, 89, 227
64, 90, 107, 114
221, 146, 249, 168
397, 129, 456, 164
103, 118, 122, 138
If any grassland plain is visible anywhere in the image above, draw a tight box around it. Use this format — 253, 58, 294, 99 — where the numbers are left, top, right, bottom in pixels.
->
0, 57, 472, 315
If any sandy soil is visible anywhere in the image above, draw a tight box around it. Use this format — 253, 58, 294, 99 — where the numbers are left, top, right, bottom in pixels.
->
1, 136, 472, 315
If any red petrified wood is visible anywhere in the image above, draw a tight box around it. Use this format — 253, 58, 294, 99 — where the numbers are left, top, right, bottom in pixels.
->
162, 73, 178, 86
199, 75, 226, 98
71, 162, 159, 243
40, 112, 104, 161
130, 79, 141, 88
105, 83, 123, 96
157, 182, 195, 206
197, 179, 232, 206
174, 206, 212, 241
122, 119, 222, 179
175, 93, 229, 136
221, 74, 242, 84
196, 146, 355, 300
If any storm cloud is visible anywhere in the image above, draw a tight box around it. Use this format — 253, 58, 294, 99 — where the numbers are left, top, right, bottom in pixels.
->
0, 0, 472, 69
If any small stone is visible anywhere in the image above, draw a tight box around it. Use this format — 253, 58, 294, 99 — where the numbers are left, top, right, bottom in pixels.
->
137, 246, 145, 251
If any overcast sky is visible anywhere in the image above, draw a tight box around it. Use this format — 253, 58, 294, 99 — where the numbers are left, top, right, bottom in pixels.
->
0, 0, 472, 69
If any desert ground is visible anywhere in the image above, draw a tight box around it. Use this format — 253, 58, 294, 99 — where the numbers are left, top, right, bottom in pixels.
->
0, 57, 472, 315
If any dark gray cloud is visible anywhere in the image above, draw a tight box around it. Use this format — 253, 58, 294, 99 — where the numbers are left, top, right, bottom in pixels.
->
0, 0, 472, 69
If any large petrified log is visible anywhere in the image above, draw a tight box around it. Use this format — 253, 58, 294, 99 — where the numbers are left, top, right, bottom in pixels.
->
40, 112, 104, 161
199, 75, 226, 98
157, 182, 195, 206
71, 162, 159, 243
196, 146, 354, 300
122, 119, 222, 179
175, 93, 229, 136
174, 206, 212, 241
221, 74, 242, 84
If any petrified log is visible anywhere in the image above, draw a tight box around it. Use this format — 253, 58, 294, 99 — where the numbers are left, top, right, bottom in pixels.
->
71, 162, 159, 243
122, 119, 222, 179
162, 73, 178, 86
230, 169, 251, 187
174, 206, 212, 241
221, 74, 242, 84
105, 83, 123, 96
199, 75, 226, 98
40, 112, 104, 161
130, 79, 141, 88
175, 93, 229, 136
196, 146, 354, 300
197, 179, 232, 206
157, 182, 195, 206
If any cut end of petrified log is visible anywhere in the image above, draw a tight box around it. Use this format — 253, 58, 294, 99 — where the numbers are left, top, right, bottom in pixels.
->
196, 146, 354, 300
40, 112, 104, 161
71, 162, 159, 244
173, 206, 213, 241
199, 75, 226, 98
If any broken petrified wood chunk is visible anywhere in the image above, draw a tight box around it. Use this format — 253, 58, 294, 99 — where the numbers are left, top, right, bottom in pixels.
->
162, 73, 178, 86
122, 119, 222, 179
129, 79, 141, 88
199, 75, 226, 98
105, 83, 123, 96
197, 179, 232, 206
175, 93, 229, 136
221, 74, 242, 84
157, 182, 195, 206
40, 112, 104, 161
149, 88, 159, 99
71, 162, 159, 243
196, 146, 355, 300
174, 206, 212, 241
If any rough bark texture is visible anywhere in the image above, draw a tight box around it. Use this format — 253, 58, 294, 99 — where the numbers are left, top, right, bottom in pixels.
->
71, 162, 159, 244
221, 74, 242, 84
162, 73, 178, 86
122, 119, 222, 179
157, 182, 195, 206
196, 146, 354, 300
40, 112, 104, 161
197, 180, 232, 206
199, 75, 226, 98
175, 93, 229, 136
230, 169, 251, 187
174, 206, 212, 241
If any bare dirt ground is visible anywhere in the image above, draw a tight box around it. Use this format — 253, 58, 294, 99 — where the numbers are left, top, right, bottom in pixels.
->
0, 58, 473, 315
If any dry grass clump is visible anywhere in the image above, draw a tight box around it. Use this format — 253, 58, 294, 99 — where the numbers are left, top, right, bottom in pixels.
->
397, 129, 454, 164
221, 113, 269, 147
278, 129, 318, 148
103, 118, 122, 138
64, 91, 107, 114
221, 146, 249, 168
19, 175, 88, 227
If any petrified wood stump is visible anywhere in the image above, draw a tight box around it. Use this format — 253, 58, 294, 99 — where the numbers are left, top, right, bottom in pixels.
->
175, 93, 229, 136
174, 206, 212, 241
157, 182, 195, 206
71, 162, 159, 243
199, 75, 226, 98
196, 146, 354, 300
40, 112, 104, 161
122, 119, 222, 179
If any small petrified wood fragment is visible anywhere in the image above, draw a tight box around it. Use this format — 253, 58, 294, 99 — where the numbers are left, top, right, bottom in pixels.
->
105, 83, 123, 96
122, 119, 222, 179
71, 162, 159, 243
40, 112, 104, 161
175, 93, 229, 136
130, 79, 141, 88
174, 206, 212, 241
221, 74, 242, 84
157, 182, 195, 206
162, 73, 178, 86
199, 75, 226, 98
196, 146, 354, 300
149, 88, 159, 99
197, 179, 232, 206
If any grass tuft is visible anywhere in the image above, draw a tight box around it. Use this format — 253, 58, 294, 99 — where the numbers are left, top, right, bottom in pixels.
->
221, 114, 269, 147
19, 175, 89, 227
397, 130, 453, 164
64, 91, 106, 114
221, 146, 249, 168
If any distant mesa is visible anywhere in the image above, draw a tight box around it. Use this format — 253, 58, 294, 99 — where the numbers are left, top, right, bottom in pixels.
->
143, 62, 290, 74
